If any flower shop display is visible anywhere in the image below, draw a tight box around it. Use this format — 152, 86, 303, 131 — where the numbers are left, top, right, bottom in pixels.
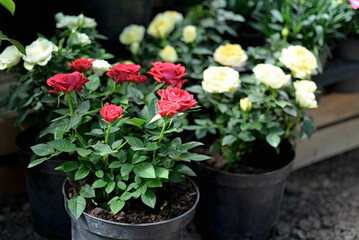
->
30, 59, 206, 239
184, 43, 318, 239
0, 12, 113, 239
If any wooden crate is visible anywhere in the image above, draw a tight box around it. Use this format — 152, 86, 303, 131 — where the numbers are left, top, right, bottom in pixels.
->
293, 93, 359, 169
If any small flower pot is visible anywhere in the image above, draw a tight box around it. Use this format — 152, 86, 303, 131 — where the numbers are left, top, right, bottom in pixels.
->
16, 127, 70, 239
62, 178, 200, 240
193, 146, 294, 240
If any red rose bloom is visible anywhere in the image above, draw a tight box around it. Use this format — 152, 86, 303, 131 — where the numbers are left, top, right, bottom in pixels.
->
147, 62, 187, 88
68, 58, 95, 72
157, 100, 180, 118
100, 103, 124, 123
158, 86, 197, 112
47, 72, 89, 94
106, 63, 147, 84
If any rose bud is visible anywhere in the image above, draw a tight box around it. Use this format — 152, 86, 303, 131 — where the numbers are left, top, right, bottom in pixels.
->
100, 103, 124, 123
68, 58, 95, 72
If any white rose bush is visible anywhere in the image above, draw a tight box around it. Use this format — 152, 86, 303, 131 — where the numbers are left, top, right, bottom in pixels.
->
186, 46, 319, 169
0, 12, 114, 127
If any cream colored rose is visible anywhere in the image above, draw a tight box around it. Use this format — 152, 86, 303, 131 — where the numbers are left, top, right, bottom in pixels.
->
280, 45, 318, 79
182, 25, 197, 43
164, 11, 183, 24
91, 60, 111, 77
147, 13, 176, 39
130, 42, 140, 55
213, 43, 248, 68
293, 80, 317, 93
74, 32, 91, 46
22, 38, 58, 70
253, 64, 291, 89
55, 12, 97, 30
296, 91, 318, 109
0, 46, 22, 70
119, 24, 145, 46
159, 45, 178, 62
240, 97, 252, 112
202, 66, 240, 93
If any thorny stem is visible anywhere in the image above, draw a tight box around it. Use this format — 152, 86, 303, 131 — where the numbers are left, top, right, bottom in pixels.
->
67, 93, 74, 116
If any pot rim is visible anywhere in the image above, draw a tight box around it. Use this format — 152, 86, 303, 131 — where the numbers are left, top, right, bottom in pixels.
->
196, 151, 295, 178
62, 177, 200, 227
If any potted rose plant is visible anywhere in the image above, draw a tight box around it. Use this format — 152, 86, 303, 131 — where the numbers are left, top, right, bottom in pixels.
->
0, 12, 114, 239
185, 44, 318, 239
30, 60, 206, 239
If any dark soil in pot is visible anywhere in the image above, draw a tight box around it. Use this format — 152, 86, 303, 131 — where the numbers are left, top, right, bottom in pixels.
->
66, 177, 197, 224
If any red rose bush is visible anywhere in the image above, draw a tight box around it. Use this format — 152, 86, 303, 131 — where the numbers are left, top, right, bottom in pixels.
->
30, 61, 205, 219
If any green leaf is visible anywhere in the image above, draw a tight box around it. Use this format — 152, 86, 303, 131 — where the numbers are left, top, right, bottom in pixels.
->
132, 156, 148, 164
222, 135, 237, 146
169, 170, 182, 183
0, 0, 15, 15
302, 116, 315, 138
75, 167, 90, 180
92, 179, 107, 189
62, 161, 80, 171
126, 118, 147, 127
155, 167, 169, 179
181, 141, 203, 150
111, 140, 123, 150
141, 189, 156, 208
95, 170, 104, 178
176, 164, 196, 177
284, 107, 298, 117
147, 179, 162, 188
77, 100, 90, 114
79, 184, 95, 198
125, 136, 144, 150
48, 139, 76, 152
110, 200, 125, 214
92, 143, 116, 156
192, 48, 213, 55
134, 163, 156, 178
266, 133, 281, 148
121, 163, 134, 177
31, 144, 54, 157
109, 161, 122, 168
105, 181, 116, 194
120, 191, 132, 201
117, 181, 126, 190
189, 154, 211, 161
77, 148, 92, 157
68, 196, 86, 219
86, 74, 100, 91
70, 114, 82, 128
238, 132, 255, 142
28, 157, 49, 168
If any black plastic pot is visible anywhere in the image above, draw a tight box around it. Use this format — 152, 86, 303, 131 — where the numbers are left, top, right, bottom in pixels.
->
193, 150, 294, 240
62, 179, 200, 240
16, 128, 70, 239
337, 40, 359, 62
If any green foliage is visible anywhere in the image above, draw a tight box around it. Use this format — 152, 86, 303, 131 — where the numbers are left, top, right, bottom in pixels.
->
0, 0, 15, 15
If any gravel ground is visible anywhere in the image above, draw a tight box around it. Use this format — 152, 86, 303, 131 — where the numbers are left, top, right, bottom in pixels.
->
1, 148, 359, 240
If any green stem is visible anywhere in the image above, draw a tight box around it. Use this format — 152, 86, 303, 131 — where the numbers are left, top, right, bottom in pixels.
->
105, 122, 113, 144
67, 93, 74, 116
285, 115, 301, 137
153, 118, 168, 162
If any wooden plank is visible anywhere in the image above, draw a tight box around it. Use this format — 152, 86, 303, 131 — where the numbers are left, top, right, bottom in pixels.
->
293, 117, 359, 170
308, 93, 359, 128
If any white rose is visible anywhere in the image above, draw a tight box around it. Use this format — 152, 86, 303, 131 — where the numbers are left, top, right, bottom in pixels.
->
55, 12, 97, 30
74, 32, 91, 46
253, 64, 291, 89
164, 11, 183, 24
0, 45, 22, 70
280, 45, 318, 79
147, 13, 176, 39
296, 91, 318, 109
22, 38, 58, 70
213, 43, 248, 68
159, 45, 178, 62
119, 24, 145, 46
91, 60, 111, 77
293, 80, 317, 93
182, 25, 197, 43
202, 66, 240, 93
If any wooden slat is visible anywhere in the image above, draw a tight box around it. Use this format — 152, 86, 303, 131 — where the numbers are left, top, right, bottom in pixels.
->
308, 93, 359, 128
293, 117, 359, 169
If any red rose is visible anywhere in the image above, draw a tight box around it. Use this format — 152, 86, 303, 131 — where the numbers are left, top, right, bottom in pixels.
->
147, 62, 187, 88
106, 63, 147, 84
68, 58, 95, 72
158, 86, 197, 112
156, 100, 180, 118
47, 72, 89, 94
100, 103, 124, 123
